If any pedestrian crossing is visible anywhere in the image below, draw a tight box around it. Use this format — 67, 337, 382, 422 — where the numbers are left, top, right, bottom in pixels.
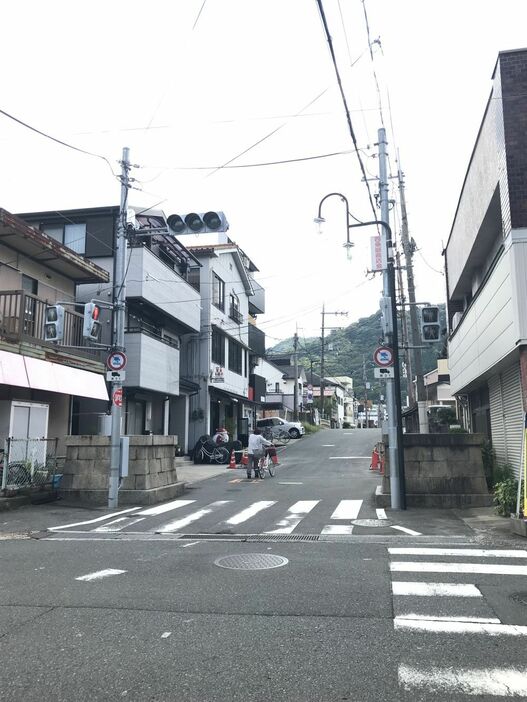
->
49, 496, 415, 537
389, 546, 527, 698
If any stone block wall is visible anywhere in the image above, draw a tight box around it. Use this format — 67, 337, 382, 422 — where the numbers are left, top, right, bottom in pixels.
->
380, 433, 492, 508
60, 435, 185, 505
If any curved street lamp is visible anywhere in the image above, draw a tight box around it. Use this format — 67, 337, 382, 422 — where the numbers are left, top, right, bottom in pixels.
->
314, 194, 406, 509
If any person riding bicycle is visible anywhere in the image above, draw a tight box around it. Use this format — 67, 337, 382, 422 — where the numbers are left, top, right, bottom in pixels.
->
247, 428, 272, 479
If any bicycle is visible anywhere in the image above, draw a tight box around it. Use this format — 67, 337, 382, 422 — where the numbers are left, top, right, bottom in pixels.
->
198, 443, 230, 464
262, 427, 290, 445
257, 450, 276, 479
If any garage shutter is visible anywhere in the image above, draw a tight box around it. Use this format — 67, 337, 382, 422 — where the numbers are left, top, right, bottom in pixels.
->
489, 375, 505, 462
489, 363, 524, 478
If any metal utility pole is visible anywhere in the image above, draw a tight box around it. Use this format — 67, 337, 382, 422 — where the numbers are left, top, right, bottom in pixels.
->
362, 355, 369, 428
378, 128, 404, 509
320, 306, 347, 424
396, 249, 414, 405
293, 331, 299, 421
108, 147, 131, 509
398, 169, 425, 407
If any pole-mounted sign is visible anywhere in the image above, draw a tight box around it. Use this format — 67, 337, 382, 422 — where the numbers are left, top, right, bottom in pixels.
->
373, 346, 394, 367
112, 387, 123, 407
107, 351, 127, 372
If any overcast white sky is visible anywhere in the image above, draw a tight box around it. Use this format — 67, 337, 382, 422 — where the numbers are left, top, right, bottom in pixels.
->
1, 1, 527, 343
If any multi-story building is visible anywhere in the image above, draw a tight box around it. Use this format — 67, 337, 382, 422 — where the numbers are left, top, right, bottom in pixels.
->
259, 356, 306, 419
178, 230, 266, 448
445, 48, 527, 474
0, 208, 109, 451
17, 206, 202, 451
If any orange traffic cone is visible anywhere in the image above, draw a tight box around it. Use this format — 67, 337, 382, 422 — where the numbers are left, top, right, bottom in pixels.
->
370, 447, 379, 471
241, 451, 249, 466
229, 449, 237, 469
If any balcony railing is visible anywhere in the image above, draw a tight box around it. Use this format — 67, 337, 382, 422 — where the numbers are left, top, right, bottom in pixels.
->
125, 320, 180, 349
0, 290, 98, 358
229, 305, 243, 325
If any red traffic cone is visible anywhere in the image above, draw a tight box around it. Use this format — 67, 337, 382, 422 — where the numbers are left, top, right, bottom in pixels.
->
241, 451, 249, 466
370, 447, 379, 471
229, 449, 237, 469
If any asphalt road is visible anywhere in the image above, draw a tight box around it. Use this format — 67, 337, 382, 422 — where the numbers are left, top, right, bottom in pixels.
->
1, 428, 527, 701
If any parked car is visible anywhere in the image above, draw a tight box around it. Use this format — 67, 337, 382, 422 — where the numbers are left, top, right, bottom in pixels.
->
256, 417, 305, 439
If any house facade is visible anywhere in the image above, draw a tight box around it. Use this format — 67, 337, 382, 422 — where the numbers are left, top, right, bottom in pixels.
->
0, 208, 109, 453
179, 232, 266, 448
17, 206, 202, 451
445, 48, 527, 475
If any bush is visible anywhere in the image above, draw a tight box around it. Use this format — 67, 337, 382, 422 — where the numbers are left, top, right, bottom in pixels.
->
343, 422, 351, 429
481, 442, 513, 489
302, 423, 321, 435
493, 478, 519, 517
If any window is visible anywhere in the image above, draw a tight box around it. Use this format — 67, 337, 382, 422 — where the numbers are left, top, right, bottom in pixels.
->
228, 338, 242, 374
211, 329, 225, 365
213, 273, 225, 311
275, 382, 280, 392
42, 223, 86, 255
229, 292, 242, 324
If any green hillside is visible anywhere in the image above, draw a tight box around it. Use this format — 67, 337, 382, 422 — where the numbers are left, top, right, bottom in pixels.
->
268, 306, 446, 404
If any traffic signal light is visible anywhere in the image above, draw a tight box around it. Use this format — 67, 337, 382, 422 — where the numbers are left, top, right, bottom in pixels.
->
83, 302, 101, 340
166, 211, 229, 236
420, 306, 441, 342
44, 305, 65, 341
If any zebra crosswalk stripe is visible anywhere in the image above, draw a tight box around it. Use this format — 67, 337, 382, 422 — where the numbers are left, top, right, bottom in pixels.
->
264, 500, 320, 534
158, 501, 231, 533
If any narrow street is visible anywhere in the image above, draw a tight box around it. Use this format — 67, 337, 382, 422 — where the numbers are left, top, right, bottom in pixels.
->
1, 429, 526, 701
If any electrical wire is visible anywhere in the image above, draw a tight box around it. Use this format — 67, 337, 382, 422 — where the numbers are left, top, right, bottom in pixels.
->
205, 87, 330, 178
315, 0, 378, 223
0, 107, 118, 178
360, 0, 385, 127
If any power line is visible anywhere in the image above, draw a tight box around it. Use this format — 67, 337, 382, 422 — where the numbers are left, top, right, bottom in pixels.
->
315, 0, 378, 222
360, 0, 385, 127
0, 107, 117, 178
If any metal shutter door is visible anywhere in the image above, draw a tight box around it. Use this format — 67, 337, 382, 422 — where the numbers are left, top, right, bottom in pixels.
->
502, 363, 524, 478
489, 375, 506, 463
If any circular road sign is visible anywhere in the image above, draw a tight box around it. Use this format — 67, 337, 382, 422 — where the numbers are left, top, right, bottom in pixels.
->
112, 388, 123, 407
373, 346, 394, 367
107, 351, 127, 371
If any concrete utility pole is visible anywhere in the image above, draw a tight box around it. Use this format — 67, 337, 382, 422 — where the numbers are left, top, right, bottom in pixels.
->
398, 169, 427, 431
320, 306, 347, 423
396, 249, 414, 405
293, 331, 299, 421
108, 147, 131, 509
362, 354, 369, 428
378, 128, 403, 509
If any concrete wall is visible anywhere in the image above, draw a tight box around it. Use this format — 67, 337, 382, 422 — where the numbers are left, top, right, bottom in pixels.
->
381, 433, 492, 508
60, 434, 185, 505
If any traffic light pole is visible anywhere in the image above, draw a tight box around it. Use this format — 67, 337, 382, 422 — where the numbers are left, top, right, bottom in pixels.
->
108, 147, 131, 509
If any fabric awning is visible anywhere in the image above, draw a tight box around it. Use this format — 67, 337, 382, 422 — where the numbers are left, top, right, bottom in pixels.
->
0, 350, 108, 401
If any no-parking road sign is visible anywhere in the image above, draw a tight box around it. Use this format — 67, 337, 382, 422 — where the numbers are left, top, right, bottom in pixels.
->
373, 346, 394, 367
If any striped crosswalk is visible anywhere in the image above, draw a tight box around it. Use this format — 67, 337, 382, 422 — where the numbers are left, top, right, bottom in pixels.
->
389, 546, 527, 698
46, 497, 434, 537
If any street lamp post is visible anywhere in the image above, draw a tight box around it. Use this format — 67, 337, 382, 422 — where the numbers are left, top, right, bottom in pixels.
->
315, 195, 406, 510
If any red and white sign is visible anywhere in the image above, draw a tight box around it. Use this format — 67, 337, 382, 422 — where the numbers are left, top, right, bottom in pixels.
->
112, 387, 123, 407
373, 346, 394, 367
107, 351, 127, 371
370, 236, 385, 272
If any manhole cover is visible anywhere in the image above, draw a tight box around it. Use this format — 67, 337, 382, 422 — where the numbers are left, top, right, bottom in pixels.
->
511, 592, 527, 606
352, 519, 393, 528
214, 553, 289, 570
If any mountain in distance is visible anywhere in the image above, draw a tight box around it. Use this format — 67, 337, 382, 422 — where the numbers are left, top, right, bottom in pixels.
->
267, 305, 446, 404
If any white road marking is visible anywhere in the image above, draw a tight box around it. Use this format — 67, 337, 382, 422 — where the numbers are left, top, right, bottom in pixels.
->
321, 524, 354, 535
265, 501, 319, 534
392, 581, 482, 597
137, 499, 195, 516
75, 568, 127, 582
390, 525, 422, 536
161, 632, 172, 638
330, 500, 362, 520
158, 501, 231, 533
376, 508, 387, 520
395, 618, 527, 636
180, 541, 199, 548
389, 547, 527, 558
322, 444, 335, 447
396, 614, 501, 624
49, 508, 140, 531
278, 482, 303, 485
391, 561, 527, 575
329, 456, 367, 460
399, 664, 527, 697
224, 501, 276, 525
92, 517, 146, 533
